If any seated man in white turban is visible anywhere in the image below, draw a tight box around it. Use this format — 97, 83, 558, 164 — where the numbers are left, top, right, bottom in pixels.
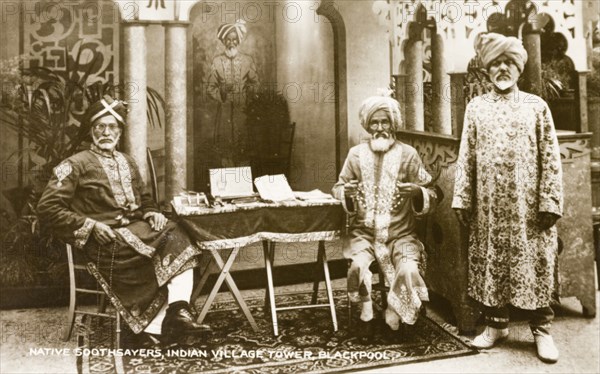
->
37, 95, 211, 347
452, 33, 563, 363
332, 94, 438, 340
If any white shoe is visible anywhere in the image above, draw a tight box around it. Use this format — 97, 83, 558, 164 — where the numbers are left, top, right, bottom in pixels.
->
534, 333, 559, 363
471, 326, 509, 349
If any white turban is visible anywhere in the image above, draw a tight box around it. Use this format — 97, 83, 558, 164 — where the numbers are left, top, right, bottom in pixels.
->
217, 20, 247, 43
84, 94, 128, 127
475, 32, 528, 72
359, 95, 402, 131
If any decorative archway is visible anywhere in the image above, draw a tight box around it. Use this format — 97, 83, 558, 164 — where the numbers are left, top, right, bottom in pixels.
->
380, 0, 587, 75
317, 0, 348, 174
372, 0, 590, 136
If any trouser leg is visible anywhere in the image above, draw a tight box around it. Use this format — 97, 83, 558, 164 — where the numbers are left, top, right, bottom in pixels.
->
347, 251, 375, 303
144, 268, 194, 334
483, 305, 510, 329
167, 268, 194, 304
347, 251, 375, 322
386, 239, 427, 326
529, 306, 554, 336
358, 283, 370, 301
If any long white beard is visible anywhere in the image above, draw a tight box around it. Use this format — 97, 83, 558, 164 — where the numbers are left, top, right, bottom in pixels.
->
492, 76, 517, 92
369, 137, 395, 153
225, 47, 238, 59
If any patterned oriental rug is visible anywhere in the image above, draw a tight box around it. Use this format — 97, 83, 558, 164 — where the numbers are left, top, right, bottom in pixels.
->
78, 291, 476, 373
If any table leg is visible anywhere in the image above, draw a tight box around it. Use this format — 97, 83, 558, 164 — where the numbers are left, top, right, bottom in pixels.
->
311, 243, 324, 305
196, 248, 238, 324
196, 248, 259, 332
263, 240, 270, 311
263, 241, 279, 335
213, 248, 259, 332
190, 252, 214, 304
320, 241, 338, 332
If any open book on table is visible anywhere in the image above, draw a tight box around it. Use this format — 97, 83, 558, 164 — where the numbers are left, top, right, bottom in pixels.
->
254, 174, 296, 202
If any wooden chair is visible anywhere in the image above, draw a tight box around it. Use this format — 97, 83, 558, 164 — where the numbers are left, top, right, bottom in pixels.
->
147, 147, 165, 206
62, 243, 121, 348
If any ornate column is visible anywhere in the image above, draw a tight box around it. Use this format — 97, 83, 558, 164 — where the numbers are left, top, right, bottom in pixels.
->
523, 29, 543, 96
405, 32, 424, 131
431, 33, 451, 134
164, 23, 188, 200
449, 72, 467, 136
123, 23, 148, 182
393, 74, 407, 127
578, 71, 589, 133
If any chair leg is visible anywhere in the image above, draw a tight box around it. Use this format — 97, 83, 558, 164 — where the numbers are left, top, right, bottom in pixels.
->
76, 323, 85, 374
346, 259, 352, 329
381, 291, 388, 309
377, 267, 388, 309
98, 294, 108, 313
63, 284, 77, 341
347, 293, 353, 328
115, 312, 121, 350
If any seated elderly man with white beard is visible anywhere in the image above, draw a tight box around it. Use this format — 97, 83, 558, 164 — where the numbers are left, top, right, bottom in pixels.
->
37, 95, 211, 347
332, 95, 438, 341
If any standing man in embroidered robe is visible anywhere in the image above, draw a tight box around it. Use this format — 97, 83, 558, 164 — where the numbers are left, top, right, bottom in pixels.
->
333, 95, 437, 340
207, 20, 259, 106
37, 95, 211, 346
206, 19, 259, 166
452, 33, 563, 363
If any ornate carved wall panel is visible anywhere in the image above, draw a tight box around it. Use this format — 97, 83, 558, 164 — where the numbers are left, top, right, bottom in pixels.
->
373, 0, 588, 73
23, 0, 119, 85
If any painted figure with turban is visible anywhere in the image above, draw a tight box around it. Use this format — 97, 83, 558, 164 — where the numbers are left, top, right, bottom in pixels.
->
207, 19, 259, 159
452, 33, 563, 363
37, 95, 211, 347
332, 94, 439, 341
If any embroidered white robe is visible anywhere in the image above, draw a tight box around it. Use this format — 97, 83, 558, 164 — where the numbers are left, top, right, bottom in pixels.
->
333, 141, 437, 325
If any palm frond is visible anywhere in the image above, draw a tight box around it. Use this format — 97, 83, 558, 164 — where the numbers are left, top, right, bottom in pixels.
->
146, 86, 165, 128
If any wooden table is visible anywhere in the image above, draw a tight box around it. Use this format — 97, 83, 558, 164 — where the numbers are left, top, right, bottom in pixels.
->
177, 200, 344, 335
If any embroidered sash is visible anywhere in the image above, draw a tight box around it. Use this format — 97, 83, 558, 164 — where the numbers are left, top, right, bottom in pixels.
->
357, 143, 403, 288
